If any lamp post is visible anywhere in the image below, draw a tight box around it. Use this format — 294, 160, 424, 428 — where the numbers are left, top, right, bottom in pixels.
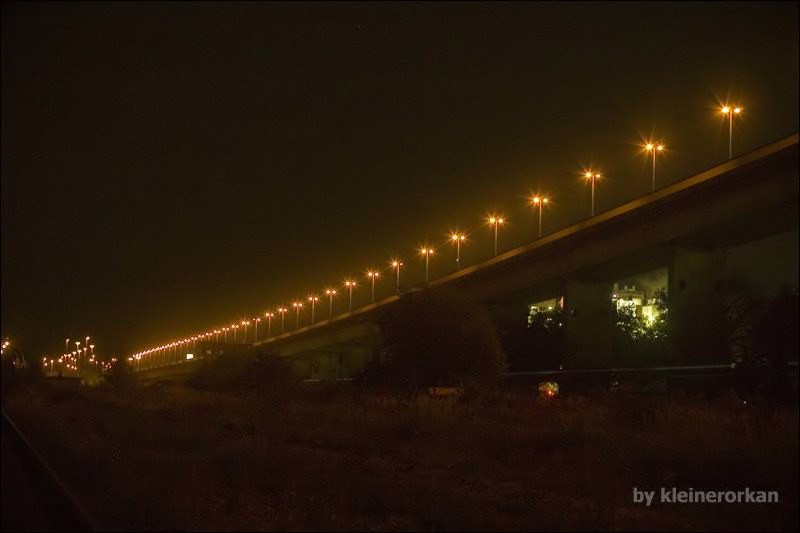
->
308, 296, 319, 323
65, 338, 69, 354
721, 105, 742, 159
254, 318, 260, 341
232, 324, 239, 343
242, 321, 249, 342
325, 289, 337, 319
344, 280, 356, 312
450, 233, 466, 270
531, 196, 549, 237
277, 307, 287, 333
419, 247, 434, 283
584, 172, 601, 217
645, 143, 665, 192
488, 217, 504, 256
292, 302, 303, 328
391, 260, 403, 293
265, 312, 274, 337
366, 271, 380, 303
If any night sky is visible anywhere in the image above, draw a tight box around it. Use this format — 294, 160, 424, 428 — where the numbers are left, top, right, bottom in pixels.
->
2, 2, 798, 360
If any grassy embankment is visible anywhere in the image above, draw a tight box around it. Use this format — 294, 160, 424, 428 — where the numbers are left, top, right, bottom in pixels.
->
4, 379, 798, 531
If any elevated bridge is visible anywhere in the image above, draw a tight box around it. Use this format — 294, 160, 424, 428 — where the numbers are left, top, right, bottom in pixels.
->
141, 134, 799, 381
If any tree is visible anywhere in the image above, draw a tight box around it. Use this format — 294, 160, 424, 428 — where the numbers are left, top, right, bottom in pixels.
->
358, 287, 506, 396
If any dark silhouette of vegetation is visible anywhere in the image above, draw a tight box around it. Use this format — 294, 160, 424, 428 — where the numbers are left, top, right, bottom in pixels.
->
189, 346, 299, 405
751, 286, 799, 404
358, 288, 506, 397
1, 346, 42, 403
496, 304, 567, 372
106, 355, 138, 394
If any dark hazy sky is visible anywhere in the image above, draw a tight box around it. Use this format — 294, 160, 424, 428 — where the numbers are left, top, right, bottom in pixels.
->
2, 1, 798, 360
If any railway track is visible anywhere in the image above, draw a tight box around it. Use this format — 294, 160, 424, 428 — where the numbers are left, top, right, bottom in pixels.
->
1, 410, 97, 531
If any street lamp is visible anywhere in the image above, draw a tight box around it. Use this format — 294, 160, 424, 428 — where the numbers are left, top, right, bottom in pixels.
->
344, 280, 357, 312
391, 260, 403, 293
450, 233, 466, 270
265, 312, 274, 337
254, 318, 261, 341
644, 143, 665, 192
531, 196, 549, 238
308, 295, 320, 323
583, 171, 601, 217
366, 271, 380, 303
325, 289, 337, 319
721, 105, 743, 159
488, 216, 505, 256
292, 301, 303, 328
65, 338, 69, 354
241, 320, 250, 342
277, 307, 287, 333
419, 247, 434, 282
232, 324, 239, 343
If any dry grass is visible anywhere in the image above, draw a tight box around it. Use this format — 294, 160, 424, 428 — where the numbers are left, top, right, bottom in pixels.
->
4, 380, 798, 531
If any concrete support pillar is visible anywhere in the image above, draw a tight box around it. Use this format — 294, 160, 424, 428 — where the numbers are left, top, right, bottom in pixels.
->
563, 279, 614, 368
668, 245, 727, 363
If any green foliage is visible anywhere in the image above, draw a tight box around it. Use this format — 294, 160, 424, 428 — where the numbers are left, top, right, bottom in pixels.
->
358, 288, 506, 395
615, 288, 669, 342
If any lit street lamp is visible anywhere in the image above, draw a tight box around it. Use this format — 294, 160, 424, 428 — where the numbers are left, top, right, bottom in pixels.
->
325, 289, 337, 319
265, 312, 274, 337
254, 318, 260, 341
366, 271, 380, 303
242, 321, 250, 342
419, 247, 434, 282
292, 301, 303, 328
277, 307, 287, 333
488, 216, 505, 256
391, 260, 403, 293
721, 105, 742, 159
645, 143, 665, 192
531, 196, 549, 238
450, 233, 466, 270
308, 295, 320, 323
583, 171, 601, 217
344, 280, 357, 312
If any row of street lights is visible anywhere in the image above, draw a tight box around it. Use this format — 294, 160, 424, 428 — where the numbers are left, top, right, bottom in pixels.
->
129, 104, 745, 365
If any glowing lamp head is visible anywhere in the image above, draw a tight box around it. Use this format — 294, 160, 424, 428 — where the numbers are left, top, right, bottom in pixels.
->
722, 106, 730, 114
657, 145, 664, 151
734, 107, 742, 114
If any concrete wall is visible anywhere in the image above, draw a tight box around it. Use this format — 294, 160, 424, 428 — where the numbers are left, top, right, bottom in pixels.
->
562, 279, 615, 368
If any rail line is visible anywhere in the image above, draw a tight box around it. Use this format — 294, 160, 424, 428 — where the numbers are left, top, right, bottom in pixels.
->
1, 409, 97, 531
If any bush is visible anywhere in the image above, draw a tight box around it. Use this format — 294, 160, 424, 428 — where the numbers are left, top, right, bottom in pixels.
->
357, 287, 506, 396
106, 356, 139, 394
189, 347, 300, 406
